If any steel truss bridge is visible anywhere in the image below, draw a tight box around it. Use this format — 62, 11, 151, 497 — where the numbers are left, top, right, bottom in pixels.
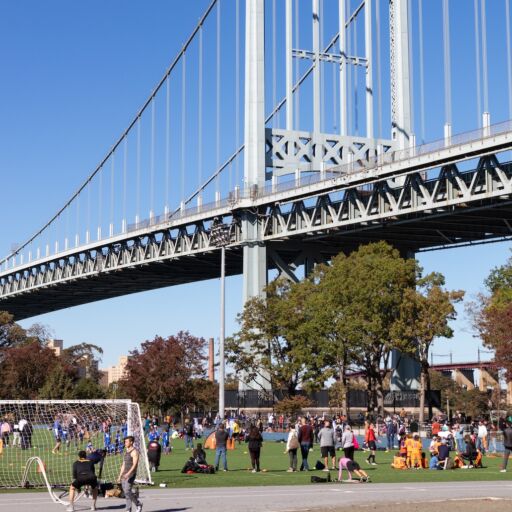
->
1, 0, 512, 391
2, 121, 512, 319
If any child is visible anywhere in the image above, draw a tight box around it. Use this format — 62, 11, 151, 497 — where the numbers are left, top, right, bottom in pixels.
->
193, 443, 207, 465
410, 434, 422, 469
404, 434, 414, 468
338, 457, 370, 482
365, 423, 377, 465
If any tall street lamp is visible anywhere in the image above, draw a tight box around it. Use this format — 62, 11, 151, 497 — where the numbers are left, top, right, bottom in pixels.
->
210, 220, 231, 421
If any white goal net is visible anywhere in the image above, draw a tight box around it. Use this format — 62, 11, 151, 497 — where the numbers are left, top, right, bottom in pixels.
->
0, 399, 151, 488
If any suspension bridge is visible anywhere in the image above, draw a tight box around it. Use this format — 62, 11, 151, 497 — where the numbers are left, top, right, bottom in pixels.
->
1, 0, 511, 388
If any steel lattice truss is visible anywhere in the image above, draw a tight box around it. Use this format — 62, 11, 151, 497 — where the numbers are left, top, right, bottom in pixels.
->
2, 141, 512, 319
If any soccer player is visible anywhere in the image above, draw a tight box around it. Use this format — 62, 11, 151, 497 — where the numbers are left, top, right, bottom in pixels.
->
52, 417, 63, 454
67, 450, 98, 512
118, 436, 143, 512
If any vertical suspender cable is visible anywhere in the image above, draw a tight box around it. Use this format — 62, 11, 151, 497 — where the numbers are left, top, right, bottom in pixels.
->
110, 153, 115, 234
333, 50, 337, 132
347, 2, 352, 135
181, 53, 186, 206
273, 0, 277, 128
150, 98, 155, 218
76, 194, 80, 246
480, 0, 489, 114
216, 0, 221, 197
443, 0, 452, 128
418, 0, 426, 143
339, 0, 347, 136
123, 137, 127, 231
136, 118, 141, 223
312, 0, 321, 135
375, 0, 382, 139
407, 0, 414, 137
198, 29, 203, 193
365, 0, 374, 140
353, 17, 358, 135
166, 76, 171, 213
98, 166, 103, 239
474, 0, 482, 125
235, 2, 240, 185
507, 0, 512, 120
286, 0, 293, 130
87, 180, 91, 241
295, 0, 300, 129
320, 0, 325, 133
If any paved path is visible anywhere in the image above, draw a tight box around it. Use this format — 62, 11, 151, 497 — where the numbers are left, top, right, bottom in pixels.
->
1, 481, 512, 512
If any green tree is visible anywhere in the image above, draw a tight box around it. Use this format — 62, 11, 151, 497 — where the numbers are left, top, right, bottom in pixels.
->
39, 364, 75, 399
398, 272, 464, 423
226, 278, 323, 397
313, 242, 417, 414
274, 395, 312, 417
71, 378, 106, 399
62, 343, 104, 382
0, 311, 27, 351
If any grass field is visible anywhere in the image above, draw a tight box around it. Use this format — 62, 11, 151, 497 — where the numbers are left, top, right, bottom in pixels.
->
148, 438, 511, 488
1, 432, 510, 490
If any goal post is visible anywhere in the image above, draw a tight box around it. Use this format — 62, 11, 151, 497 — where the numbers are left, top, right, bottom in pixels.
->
0, 399, 152, 489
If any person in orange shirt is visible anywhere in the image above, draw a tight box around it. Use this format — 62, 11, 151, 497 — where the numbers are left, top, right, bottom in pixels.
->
404, 434, 414, 468
410, 434, 423, 469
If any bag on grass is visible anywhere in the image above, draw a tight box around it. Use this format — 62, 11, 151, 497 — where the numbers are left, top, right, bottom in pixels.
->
315, 460, 325, 470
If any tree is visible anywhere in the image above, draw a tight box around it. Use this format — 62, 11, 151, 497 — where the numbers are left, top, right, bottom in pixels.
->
274, 395, 312, 417
71, 378, 106, 399
0, 341, 60, 399
398, 273, 464, 423
118, 332, 206, 414
39, 364, 75, 399
226, 278, 324, 397
471, 255, 512, 381
0, 311, 27, 351
62, 343, 104, 382
313, 242, 417, 414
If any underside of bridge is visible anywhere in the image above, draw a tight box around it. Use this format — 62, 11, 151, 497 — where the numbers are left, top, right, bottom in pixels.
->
3, 197, 512, 321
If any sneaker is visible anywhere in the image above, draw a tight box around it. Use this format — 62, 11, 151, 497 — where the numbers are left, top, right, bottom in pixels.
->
66, 507, 74, 512
252, 469, 257, 473
287, 468, 294, 472
136, 505, 143, 512
322, 468, 330, 472
371, 462, 377, 466
223, 469, 228, 472
90, 507, 97, 511
365, 459, 370, 465
501, 469, 507, 473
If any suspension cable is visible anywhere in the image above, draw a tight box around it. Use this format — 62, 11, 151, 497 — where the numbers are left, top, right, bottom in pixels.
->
181, 53, 186, 206
418, 0, 426, 143
166, 76, 171, 212
474, 0, 482, 126
443, 0, 452, 126
376, 0, 382, 139
481, 0, 489, 114
216, 0, 221, 197
507, 0, 512, 120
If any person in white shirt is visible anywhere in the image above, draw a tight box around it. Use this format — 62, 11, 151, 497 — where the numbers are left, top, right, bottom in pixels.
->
477, 420, 488, 454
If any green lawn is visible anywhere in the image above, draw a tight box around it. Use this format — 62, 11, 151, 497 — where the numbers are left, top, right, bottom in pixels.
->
1, 433, 509, 491
148, 438, 510, 488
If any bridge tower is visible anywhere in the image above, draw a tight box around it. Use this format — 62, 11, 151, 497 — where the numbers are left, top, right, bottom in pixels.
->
242, 0, 420, 391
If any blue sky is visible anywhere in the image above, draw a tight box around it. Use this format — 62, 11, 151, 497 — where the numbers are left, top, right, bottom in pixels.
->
0, 0, 510, 369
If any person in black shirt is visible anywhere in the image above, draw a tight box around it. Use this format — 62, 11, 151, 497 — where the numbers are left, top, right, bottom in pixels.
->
67, 450, 98, 511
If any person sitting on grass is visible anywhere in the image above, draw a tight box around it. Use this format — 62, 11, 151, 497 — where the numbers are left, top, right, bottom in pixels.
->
67, 450, 98, 512
338, 457, 370, 482
193, 443, 207, 465
457, 434, 478, 468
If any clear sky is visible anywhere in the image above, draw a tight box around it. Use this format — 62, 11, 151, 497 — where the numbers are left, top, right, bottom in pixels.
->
0, 0, 510, 369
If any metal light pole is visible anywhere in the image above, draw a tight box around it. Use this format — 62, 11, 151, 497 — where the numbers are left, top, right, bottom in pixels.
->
210, 221, 231, 421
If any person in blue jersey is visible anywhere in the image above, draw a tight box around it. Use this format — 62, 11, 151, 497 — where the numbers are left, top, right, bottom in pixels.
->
104, 431, 111, 451
162, 429, 171, 454
87, 448, 107, 480
52, 417, 63, 454
148, 427, 159, 443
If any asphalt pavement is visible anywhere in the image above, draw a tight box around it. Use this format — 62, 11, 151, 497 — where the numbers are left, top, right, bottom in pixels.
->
1, 481, 512, 512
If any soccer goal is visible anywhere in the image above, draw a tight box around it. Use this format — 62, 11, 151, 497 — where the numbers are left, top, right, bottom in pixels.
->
0, 399, 151, 489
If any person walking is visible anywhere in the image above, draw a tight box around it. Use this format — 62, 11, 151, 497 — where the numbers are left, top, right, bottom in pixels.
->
214, 423, 229, 471
341, 425, 355, 461
118, 436, 143, 512
365, 423, 377, 465
246, 425, 263, 473
501, 420, 512, 472
298, 417, 314, 471
286, 423, 299, 472
318, 420, 336, 471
